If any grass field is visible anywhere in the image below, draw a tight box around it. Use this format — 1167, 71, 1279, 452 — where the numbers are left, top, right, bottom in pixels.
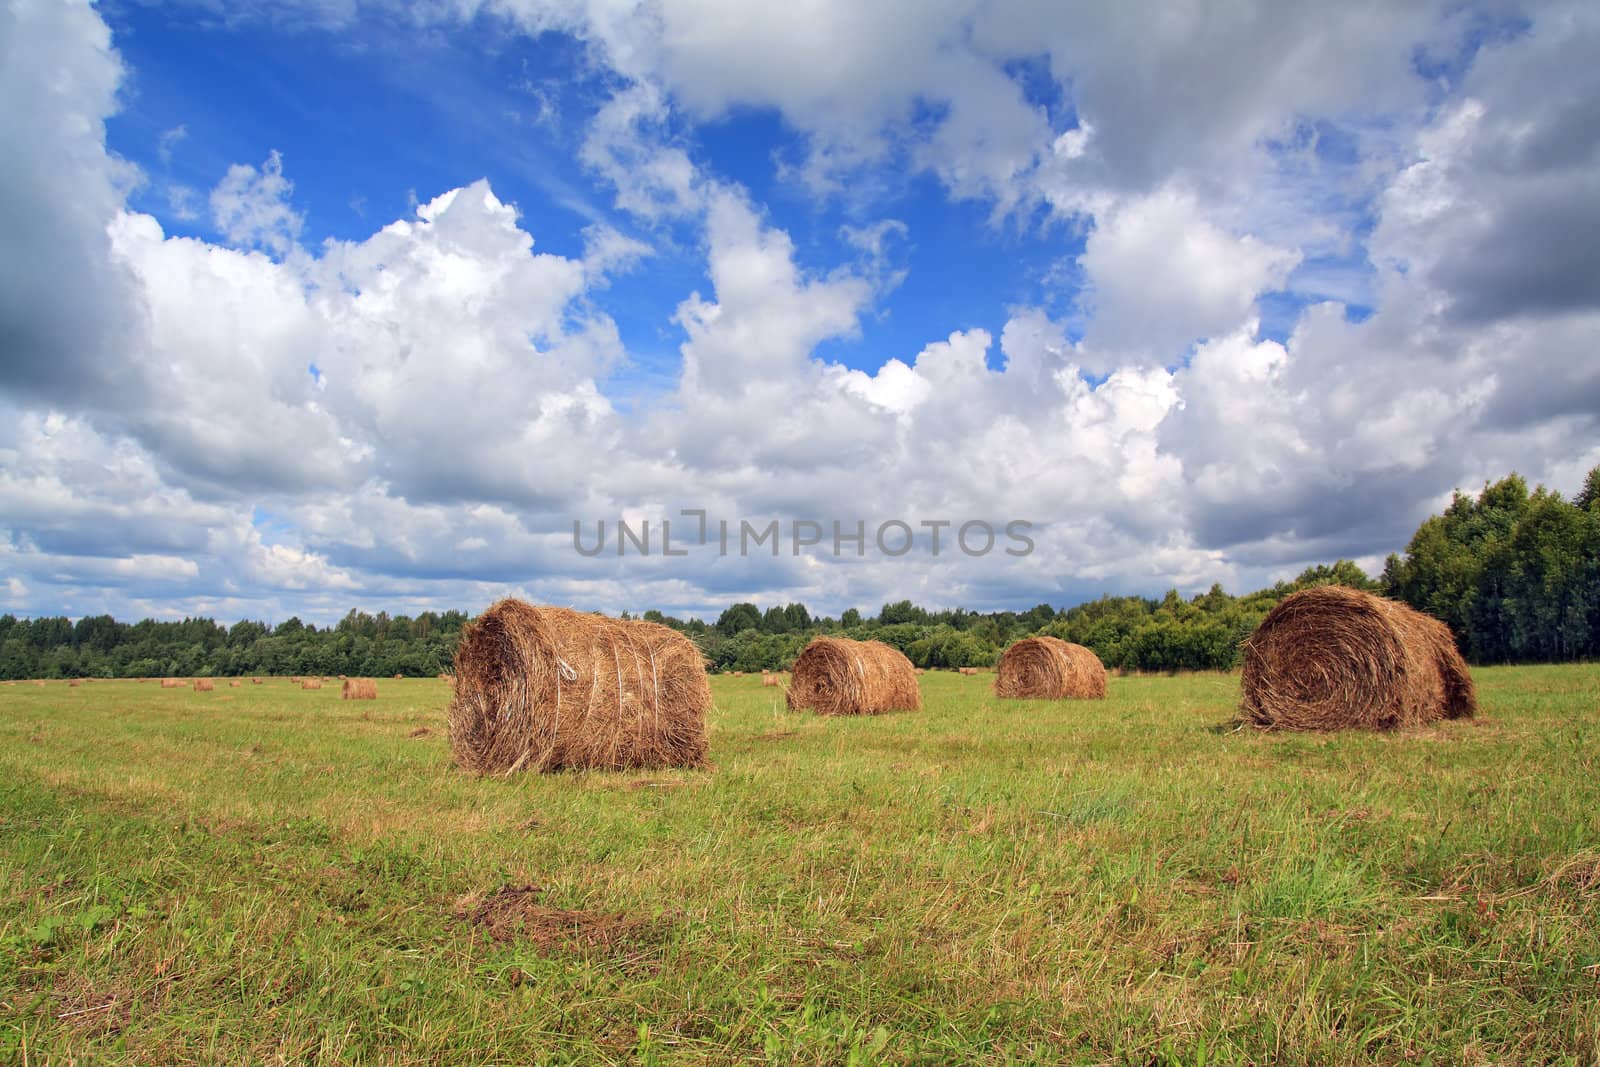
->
2, 667, 1598, 1065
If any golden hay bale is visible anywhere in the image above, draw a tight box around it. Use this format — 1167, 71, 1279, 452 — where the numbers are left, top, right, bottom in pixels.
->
301, 679, 323, 691
392, 673, 404, 680
342, 678, 378, 700
1241, 585, 1477, 731
252, 677, 263, 685
160, 678, 183, 689
449, 598, 711, 774
786, 636, 921, 716
68, 679, 81, 688
228, 681, 242, 688
193, 679, 214, 692
995, 636, 1107, 700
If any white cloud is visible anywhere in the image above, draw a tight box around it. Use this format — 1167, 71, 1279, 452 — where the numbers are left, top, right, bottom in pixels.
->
209, 149, 304, 256
2, 0, 1598, 626
1076, 187, 1300, 369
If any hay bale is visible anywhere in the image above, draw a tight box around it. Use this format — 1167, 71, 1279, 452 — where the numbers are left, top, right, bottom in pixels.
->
448, 598, 711, 774
1240, 585, 1477, 731
228, 680, 242, 688
252, 677, 262, 685
761, 673, 780, 687
392, 673, 404, 680
786, 636, 921, 716
159, 678, 182, 689
994, 636, 1107, 700
301, 679, 323, 691
343, 678, 378, 700
67, 679, 80, 688
193, 678, 214, 692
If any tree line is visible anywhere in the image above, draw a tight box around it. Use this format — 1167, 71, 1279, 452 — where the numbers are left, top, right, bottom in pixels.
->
2, 466, 1595, 680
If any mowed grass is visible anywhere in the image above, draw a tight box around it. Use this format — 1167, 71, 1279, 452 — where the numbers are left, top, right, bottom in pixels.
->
2, 667, 1598, 1065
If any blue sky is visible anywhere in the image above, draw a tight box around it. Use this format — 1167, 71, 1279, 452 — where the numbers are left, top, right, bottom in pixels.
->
2, 0, 1597, 625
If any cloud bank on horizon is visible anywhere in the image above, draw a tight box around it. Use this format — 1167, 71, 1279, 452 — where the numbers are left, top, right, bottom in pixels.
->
1, 0, 1596, 624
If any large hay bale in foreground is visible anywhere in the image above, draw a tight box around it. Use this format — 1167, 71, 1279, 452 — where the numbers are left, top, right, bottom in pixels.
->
786, 637, 921, 716
343, 678, 377, 700
449, 599, 711, 774
995, 636, 1107, 700
193, 678, 214, 692
1241, 586, 1476, 731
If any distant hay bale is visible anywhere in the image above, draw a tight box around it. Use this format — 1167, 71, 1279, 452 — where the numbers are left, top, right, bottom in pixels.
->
761, 673, 780, 687
731, 671, 744, 677
228, 681, 242, 688
786, 637, 921, 716
193, 679, 214, 692
957, 666, 978, 676
160, 678, 182, 689
301, 679, 323, 690
995, 636, 1107, 700
448, 598, 711, 774
392, 673, 404, 680
68, 679, 80, 688
343, 678, 378, 700
1241, 585, 1477, 731
252, 677, 262, 685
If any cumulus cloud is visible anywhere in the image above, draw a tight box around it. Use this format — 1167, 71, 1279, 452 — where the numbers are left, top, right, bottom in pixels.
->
2, 0, 1598, 625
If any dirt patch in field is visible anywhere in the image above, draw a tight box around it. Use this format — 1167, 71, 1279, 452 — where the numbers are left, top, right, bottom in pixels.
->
453, 885, 659, 954
50, 976, 137, 1038
408, 726, 433, 738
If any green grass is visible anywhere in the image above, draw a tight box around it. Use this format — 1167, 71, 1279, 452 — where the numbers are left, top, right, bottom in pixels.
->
2, 667, 1598, 1065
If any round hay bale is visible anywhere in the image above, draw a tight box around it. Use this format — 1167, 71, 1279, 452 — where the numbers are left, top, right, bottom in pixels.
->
228, 680, 242, 688
342, 678, 378, 700
786, 636, 921, 716
994, 636, 1106, 700
160, 678, 182, 689
301, 678, 323, 691
392, 673, 404, 680
1241, 585, 1477, 731
193, 678, 214, 692
448, 598, 711, 774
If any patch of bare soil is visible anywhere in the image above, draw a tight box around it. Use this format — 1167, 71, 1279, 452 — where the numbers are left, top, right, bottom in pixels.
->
453, 885, 658, 954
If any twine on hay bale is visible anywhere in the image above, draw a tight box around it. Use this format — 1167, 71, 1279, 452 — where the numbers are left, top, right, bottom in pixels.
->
1240, 585, 1477, 731
193, 678, 214, 692
785, 636, 921, 716
301, 679, 323, 690
343, 678, 378, 700
448, 598, 711, 774
994, 636, 1107, 700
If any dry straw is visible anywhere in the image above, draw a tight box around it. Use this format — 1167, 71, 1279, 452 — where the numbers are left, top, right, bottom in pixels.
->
761, 673, 780, 687
301, 679, 323, 691
786, 636, 921, 716
343, 678, 378, 700
193, 679, 214, 692
449, 598, 711, 774
228, 681, 242, 688
995, 636, 1107, 700
160, 678, 183, 689
1241, 585, 1477, 731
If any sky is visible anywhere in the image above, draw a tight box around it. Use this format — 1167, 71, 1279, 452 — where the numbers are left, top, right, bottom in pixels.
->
1, 0, 1597, 626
